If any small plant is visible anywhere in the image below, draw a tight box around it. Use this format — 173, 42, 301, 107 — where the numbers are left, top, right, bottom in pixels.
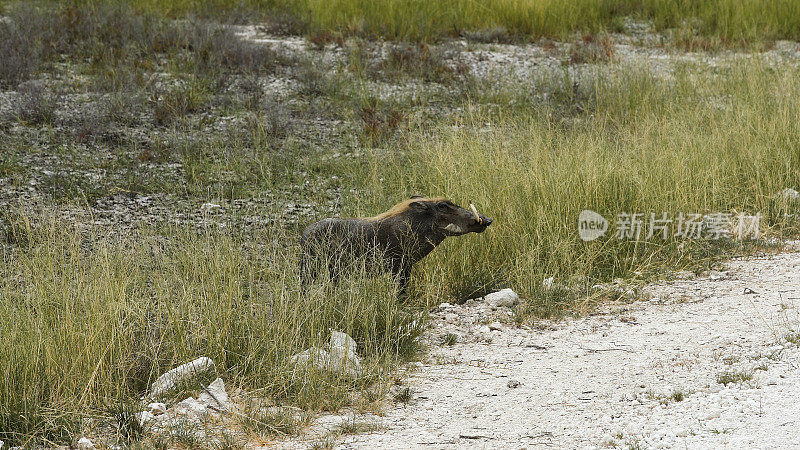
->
356, 387, 386, 413
187, 20, 283, 77
626, 438, 645, 450
237, 404, 304, 438
307, 31, 343, 50
393, 386, 412, 404
357, 98, 405, 145
168, 419, 203, 449
295, 58, 338, 97
442, 333, 459, 346
672, 25, 725, 52
568, 32, 615, 65
668, 390, 686, 403
541, 39, 560, 56
380, 43, 466, 84
150, 81, 210, 126
246, 104, 293, 143
721, 355, 741, 365
716, 370, 753, 386
309, 436, 337, 450
784, 331, 800, 345
106, 401, 147, 445
461, 26, 512, 44
645, 388, 690, 405
332, 417, 380, 435
0, 4, 43, 87
149, 433, 172, 450
0, 210, 33, 247
11, 81, 62, 125
212, 430, 245, 450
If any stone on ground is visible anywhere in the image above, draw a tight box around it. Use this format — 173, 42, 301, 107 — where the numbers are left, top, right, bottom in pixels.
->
150, 357, 215, 397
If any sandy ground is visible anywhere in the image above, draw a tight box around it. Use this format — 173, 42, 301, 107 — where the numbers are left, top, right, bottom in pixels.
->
331, 245, 800, 449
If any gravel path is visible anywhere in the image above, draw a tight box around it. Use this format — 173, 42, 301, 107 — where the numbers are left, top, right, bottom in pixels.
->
339, 246, 800, 449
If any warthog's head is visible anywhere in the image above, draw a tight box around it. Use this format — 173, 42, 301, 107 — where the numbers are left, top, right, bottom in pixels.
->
406, 196, 493, 236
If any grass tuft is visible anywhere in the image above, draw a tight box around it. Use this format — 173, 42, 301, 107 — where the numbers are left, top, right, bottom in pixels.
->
716, 370, 753, 386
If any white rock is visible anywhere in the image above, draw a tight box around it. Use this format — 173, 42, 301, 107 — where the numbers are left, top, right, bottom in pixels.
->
290, 347, 332, 370
135, 411, 154, 426
175, 397, 207, 417
439, 302, 455, 308
477, 325, 491, 334
330, 330, 357, 355
778, 188, 799, 200
484, 288, 520, 307
709, 271, 728, 281
444, 313, 459, 323
201, 202, 221, 212
147, 402, 167, 415
329, 331, 363, 378
599, 433, 615, 447
198, 377, 230, 411
488, 321, 503, 331
77, 437, 96, 450
150, 357, 215, 397
291, 332, 364, 378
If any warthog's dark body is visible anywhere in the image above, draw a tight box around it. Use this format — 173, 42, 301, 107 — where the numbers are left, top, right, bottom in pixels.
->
300, 197, 493, 297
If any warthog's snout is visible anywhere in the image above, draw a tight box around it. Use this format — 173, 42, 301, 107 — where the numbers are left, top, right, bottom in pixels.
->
473, 214, 493, 232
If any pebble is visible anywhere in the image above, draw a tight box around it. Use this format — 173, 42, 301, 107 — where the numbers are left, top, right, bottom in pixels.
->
147, 402, 167, 415
76, 437, 95, 450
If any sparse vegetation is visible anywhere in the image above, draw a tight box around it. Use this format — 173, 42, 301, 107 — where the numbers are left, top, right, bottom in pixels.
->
646, 389, 691, 405
236, 404, 306, 438
106, 400, 148, 445
392, 386, 412, 404
11, 81, 61, 125
1, 0, 800, 447
442, 333, 459, 346
716, 370, 754, 386
784, 331, 800, 345
332, 417, 381, 435
568, 33, 616, 64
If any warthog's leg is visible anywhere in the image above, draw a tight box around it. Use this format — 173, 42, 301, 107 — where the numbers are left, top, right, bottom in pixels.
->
392, 263, 412, 301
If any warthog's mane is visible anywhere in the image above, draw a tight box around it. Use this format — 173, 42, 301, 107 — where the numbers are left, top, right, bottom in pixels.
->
365, 197, 450, 221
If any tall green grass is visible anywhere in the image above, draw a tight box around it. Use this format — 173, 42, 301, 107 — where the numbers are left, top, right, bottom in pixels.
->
357, 60, 800, 303
38, 0, 800, 42
0, 220, 421, 446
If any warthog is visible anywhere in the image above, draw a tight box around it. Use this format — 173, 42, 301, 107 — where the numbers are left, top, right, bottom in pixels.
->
300, 196, 493, 297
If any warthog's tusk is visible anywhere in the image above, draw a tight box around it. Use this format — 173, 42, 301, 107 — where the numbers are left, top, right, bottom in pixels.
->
469, 203, 482, 225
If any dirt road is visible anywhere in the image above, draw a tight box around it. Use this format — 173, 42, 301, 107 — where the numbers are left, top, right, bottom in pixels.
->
340, 246, 800, 449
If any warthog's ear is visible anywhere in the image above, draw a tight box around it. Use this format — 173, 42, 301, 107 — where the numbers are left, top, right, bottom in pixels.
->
410, 195, 425, 199
408, 201, 430, 211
